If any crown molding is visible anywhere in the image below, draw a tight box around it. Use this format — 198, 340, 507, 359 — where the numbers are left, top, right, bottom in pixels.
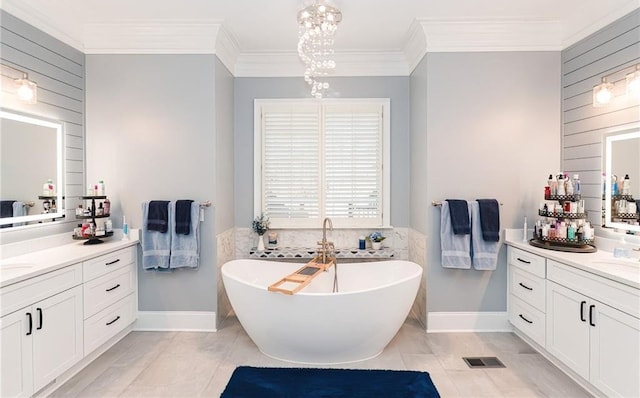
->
83, 21, 223, 54
234, 51, 409, 77
562, 0, 640, 48
214, 25, 241, 75
1, 0, 84, 51
416, 18, 564, 53
403, 21, 428, 74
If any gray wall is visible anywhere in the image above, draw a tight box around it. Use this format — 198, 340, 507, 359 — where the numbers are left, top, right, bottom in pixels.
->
410, 53, 429, 235
234, 76, 410, 228
0, 10, 84, 242
562, 9, 640, 227
214, 58, 235, 233
86, 54, 217, 312
422, 52, 561, 312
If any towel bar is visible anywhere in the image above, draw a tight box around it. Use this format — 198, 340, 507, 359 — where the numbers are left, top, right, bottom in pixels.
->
432, 200, 503, 206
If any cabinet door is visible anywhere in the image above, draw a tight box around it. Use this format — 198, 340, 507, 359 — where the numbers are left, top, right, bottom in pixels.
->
546, 281, 590, 380
590, 302, 640, 397
0, 310, 34, 398
32, 286, 83, 391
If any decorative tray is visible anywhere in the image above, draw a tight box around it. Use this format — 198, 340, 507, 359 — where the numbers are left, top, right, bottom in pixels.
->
529, 238, 596, 253
72, 231, 114, 245
76, 214, 111, 219
538, 210, 586, 219
612, 212, 639, 220
544, 194, 581, 201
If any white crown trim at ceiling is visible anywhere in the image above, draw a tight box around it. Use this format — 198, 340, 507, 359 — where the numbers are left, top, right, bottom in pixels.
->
83, 21, 222, 54
234, 52, 410, 77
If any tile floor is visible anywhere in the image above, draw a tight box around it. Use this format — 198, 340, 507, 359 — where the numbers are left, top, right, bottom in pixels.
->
52, 316, 591, 397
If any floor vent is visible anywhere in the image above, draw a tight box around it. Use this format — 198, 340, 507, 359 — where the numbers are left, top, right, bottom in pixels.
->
463, 357, 505, 369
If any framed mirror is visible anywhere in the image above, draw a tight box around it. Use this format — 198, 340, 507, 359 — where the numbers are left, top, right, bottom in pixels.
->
0, 109, 65, 227
603, 128, 640, 233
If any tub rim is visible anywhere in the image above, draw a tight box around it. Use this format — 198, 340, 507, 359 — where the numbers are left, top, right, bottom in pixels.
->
221, 258, 423, 297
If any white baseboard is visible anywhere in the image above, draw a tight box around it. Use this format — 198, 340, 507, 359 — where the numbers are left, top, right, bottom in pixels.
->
134, 311, 217, 332
427, 311, 512, 333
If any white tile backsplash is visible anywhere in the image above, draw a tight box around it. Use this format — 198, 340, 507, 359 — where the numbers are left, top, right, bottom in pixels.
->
235, 227, 409, 259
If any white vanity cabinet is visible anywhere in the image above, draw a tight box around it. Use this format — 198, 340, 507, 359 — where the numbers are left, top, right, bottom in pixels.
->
507, 241, 640, 398
546, 260, 640, 397
82, 246, 137, 354
0, 238, 139, 398
507, 246, 547, 347
0, 265, 83, 397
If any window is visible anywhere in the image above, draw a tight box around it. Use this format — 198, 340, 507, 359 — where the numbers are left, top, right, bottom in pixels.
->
254, 99, 390, 228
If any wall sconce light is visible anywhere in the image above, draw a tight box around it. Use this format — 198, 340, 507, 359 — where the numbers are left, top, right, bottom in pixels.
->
625, 64, 640, 98
1, 64, 38, 104
592, 63, 640, 107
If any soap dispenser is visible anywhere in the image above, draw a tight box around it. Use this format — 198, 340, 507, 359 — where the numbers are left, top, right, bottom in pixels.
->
622, 174, 631, 195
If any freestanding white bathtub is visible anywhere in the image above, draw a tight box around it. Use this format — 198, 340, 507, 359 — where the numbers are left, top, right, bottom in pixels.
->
221, 259, 422, 365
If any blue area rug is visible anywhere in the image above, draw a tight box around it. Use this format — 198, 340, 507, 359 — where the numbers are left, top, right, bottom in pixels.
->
221, 366, 441, 398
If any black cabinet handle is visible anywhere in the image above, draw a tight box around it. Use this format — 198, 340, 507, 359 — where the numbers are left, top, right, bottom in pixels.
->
106, 284, 121, 292
26, 313, 32, 336
106, 316, 121, 326
105, 259, 121, 266
580, 301, 586, 322
519, 314, 533, 324
36, 308, 43, 330
516, 257, 531, 264
518, 282, 533, 291
589, 305, 596, 327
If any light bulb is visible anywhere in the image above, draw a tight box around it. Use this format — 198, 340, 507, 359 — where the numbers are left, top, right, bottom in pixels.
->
626, 67, 640, 98
592, 78, 614, 106
14, 75, 37, 104
595, 87, 612, 104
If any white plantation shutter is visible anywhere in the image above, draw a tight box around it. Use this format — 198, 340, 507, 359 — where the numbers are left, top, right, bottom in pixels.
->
256, 99, 388, 228
324, 104, 382, 226
262, 104, 320, 226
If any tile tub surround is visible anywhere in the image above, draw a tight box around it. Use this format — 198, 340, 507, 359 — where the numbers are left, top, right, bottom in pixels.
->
216, 228, 235, 325
235, 227, 408, 260
409, 228, 427, 329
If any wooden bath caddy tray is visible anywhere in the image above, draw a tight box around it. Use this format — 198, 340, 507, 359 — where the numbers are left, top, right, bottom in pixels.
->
268, 257, 335, 295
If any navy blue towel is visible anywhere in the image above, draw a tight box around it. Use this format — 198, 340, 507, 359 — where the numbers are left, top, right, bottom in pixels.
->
0, 200, 15, 229
445, 199, 470, 235
0, 200, 15, 219
147, 201, 170, 233
476, 199, 500, 242
175, 200, 194, 235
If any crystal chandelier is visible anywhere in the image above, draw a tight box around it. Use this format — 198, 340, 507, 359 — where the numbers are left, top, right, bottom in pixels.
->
297, 1, 342, 99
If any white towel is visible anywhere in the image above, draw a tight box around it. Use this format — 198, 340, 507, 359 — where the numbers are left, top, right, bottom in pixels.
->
169, 202, 200, 269
12, 201, 26, 226
470, 201, 500, 270
440, 201, 471, 269
141, 201, 172, 270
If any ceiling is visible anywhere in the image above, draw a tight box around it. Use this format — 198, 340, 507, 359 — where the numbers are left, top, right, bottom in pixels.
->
2, 0, 639, 75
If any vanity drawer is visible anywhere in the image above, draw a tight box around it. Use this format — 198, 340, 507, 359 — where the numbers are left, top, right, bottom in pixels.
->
83, 263, 135, 319
509, 294, 546, 347
508, 246, 546, 278
83, 247, 135, 282
1, 264, 82, 317
84, 293, 136, 355
510, 266, 546, 312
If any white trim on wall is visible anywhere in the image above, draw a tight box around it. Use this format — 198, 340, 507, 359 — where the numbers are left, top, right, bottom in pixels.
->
427, 311, 512, 333
134, 311, 217, 332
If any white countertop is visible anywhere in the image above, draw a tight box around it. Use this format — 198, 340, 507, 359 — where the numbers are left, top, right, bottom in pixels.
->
505, 230, 639, 290
0, 230, 139, 288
